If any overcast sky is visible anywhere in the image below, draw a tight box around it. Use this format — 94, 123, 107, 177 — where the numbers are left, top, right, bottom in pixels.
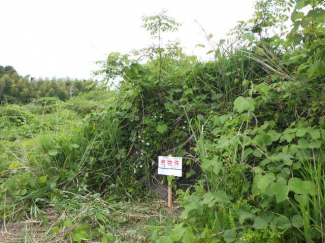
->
0, 0, 255, 79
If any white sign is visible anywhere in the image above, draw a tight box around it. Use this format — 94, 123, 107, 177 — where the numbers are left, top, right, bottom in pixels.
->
158, 156, 182, 177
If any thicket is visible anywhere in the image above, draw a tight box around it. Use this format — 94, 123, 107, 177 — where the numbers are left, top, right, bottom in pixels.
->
0, 0, 324, 242
0, 66, 97, 104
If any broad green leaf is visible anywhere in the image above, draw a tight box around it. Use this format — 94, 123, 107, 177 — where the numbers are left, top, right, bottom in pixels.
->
121, 101, 132, 110
170, 224, 186, 241
296, 128, 307, 137
237, 207, 254, 224
160, 237, 173, 243
180, 203, 197, 219
52, 226, 60, 234
276, 216, 291, 229
307, 128, 320, 139
256, 173, 276, 193
308, 141, 321, 148
20, 188, 27, 195
267, 130, 281, 141
202, 192, 215, 207
101, 236, 109, 243
281, 129, 296, 143
292, 215, 303, 228
291, 10, 304, 21
295, 0, 310, 9
48, 148, 59, 156
298, 139, 309, 149
39, 176, 47, 184
233, 96, 255, 113
253, 149, 262, 158
9, 161, 20, 170
184, 88, 193, 95
252, 166, 263, 174
253, 213, 272, 230
253, 132, 272, 146
303, 181, 317, 196
64, 220, 73, 228
272, 183, 288, 203
288, 178, 305, 194
213, 162, 223, 175
157, 124, 168, 134
270, 153, 293, 166
223, 230, 237, 243
255, 83, 270, 95
215, 190, 231, 204
289, 180, 317, 196
294, 194, 309, 206
182, 227, 196, 243
243, 33, 255, 41
98, 225, 105, 233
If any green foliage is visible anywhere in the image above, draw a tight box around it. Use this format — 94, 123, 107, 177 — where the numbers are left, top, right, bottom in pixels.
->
0, 66, 98, 104
1, 2, 325, 242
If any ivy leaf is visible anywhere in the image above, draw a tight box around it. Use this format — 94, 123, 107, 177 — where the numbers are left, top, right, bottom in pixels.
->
157, 124, 168, 134
233, 96, 255, 113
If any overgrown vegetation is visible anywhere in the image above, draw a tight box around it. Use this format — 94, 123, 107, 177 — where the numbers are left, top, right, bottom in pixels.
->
0, 66, 97, 104
1, 0, 324, 242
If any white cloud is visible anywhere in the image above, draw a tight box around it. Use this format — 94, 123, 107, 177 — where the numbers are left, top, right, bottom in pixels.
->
0, 0, 254, 79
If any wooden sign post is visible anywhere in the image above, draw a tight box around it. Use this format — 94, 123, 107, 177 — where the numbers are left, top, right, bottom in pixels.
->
158, 154, 182, 208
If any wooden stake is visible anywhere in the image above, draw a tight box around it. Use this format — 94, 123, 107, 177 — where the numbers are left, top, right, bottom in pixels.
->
168, 180, 172, 208
168, 154, 173, 208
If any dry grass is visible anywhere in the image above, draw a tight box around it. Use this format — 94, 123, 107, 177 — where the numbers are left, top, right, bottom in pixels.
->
0, 200, 180, 243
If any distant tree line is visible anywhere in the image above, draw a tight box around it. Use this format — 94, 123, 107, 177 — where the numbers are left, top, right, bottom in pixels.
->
0, 65, 98, 104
